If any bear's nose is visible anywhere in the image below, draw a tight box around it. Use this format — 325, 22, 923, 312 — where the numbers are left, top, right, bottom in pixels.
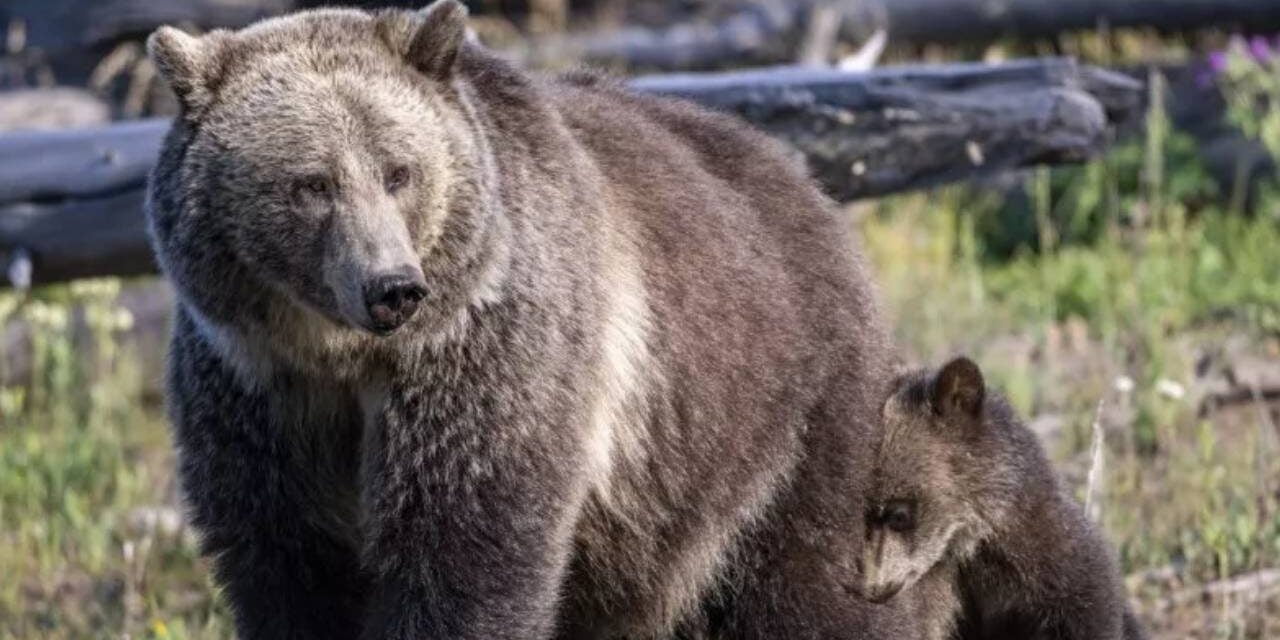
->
363, 270, 427, 334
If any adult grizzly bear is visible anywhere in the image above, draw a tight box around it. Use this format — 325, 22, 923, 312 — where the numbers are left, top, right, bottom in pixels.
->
146, 2, 908, 638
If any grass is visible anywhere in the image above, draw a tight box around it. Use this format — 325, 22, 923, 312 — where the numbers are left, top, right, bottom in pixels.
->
2, 37, 1279, 640
0, 282, 230, 639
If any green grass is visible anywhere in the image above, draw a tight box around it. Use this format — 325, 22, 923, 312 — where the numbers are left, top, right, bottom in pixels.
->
0, 282, 230, 639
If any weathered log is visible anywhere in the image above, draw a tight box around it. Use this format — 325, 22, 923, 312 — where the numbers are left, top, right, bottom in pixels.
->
1, 0, 295, 85
3, 0, 595, 86
0, 88, 110, 132
12, 0, 1280, 82
0, 58, 1139, 287
0, 118, 163, 203
517, 1, 803, 71
525, 0, 1280, 72
880, 0, 1280, 46
0, 116, 163, 286
634, 59, 1140, 201
0, 190, 156, 286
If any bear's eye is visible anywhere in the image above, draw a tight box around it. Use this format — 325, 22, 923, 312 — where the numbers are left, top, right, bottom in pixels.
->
385, 165, 411, 193
295, 175, 331, 199
880, 499, 917, 533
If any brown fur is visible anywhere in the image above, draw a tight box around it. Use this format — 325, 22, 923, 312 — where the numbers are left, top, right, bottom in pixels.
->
860, 357, 1148, 640
146, 2, 916, 638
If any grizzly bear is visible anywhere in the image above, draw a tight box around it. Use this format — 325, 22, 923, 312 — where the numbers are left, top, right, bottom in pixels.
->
858, 357, 1147, 640
145, 1, 916, 638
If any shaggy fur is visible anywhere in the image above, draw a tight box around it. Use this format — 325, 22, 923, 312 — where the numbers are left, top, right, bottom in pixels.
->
146, 2, 916, 638
859, 357, 1148, 640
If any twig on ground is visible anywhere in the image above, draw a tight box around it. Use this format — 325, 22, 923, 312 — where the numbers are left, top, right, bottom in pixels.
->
1156, 569, 1280, 611
1084, 398, 1106, 521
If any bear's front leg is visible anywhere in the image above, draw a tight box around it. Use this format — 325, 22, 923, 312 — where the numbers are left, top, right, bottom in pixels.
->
360, 350, 588, 640
167, 311, 368, 639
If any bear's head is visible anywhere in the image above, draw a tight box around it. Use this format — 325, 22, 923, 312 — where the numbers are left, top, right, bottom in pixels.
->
858, 357, 1015, 603
146, 0, 499, 354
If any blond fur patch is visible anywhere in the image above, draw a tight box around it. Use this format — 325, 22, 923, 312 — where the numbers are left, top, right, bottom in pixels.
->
582, 226, 653, 506
186, 304, 275, 388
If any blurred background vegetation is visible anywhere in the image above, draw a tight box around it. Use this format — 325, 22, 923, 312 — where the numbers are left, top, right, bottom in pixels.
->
1, 2, 1279, 639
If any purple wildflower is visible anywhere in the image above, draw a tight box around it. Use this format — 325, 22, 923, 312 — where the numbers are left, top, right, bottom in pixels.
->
1208, 51, 1229, 73
1249, 35, 1273, 62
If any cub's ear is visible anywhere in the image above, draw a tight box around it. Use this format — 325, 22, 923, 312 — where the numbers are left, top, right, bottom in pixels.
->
147, 26, 224, 112
408, 0, 469, 80
932, 357, 985, 420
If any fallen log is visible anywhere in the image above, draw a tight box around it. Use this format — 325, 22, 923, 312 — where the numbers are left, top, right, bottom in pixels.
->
11, 0, 1280, 84
0, 118, 163, 203
0, 88, 110, 133
518, 1, 802, 71
1, 0, 295, 84
524, 0, 1280, 72
634, 59, 1139, 201
0, 58, 1139, 287
0, 190, 156, 286
881, 0, 1280, 46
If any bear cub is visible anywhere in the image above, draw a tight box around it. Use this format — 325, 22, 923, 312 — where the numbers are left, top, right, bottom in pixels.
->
859, 357, 1147, 640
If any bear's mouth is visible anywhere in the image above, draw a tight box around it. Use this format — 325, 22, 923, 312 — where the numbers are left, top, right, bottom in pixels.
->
862, 580, 904, 604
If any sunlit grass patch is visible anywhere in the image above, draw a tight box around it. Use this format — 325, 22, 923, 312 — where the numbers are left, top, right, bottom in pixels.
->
0, 282, 231, 639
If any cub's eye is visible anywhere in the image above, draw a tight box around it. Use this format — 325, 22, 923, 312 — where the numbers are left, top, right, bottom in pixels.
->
385, 165, 412, 193
881, 499, 917, 533
295, 175, 332, 199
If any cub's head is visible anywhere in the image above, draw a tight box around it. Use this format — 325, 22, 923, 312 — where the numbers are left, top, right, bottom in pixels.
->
146, 1, 489, 339
858, 357, 1006, 603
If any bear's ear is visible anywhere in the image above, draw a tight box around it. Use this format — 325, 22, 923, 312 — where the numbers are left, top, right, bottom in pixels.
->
407, 0, 469, 80
932, 357, 985, 421
147, 26, 223, 112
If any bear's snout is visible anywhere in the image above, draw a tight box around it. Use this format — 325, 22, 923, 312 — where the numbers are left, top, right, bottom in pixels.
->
363, 269, 428, 334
